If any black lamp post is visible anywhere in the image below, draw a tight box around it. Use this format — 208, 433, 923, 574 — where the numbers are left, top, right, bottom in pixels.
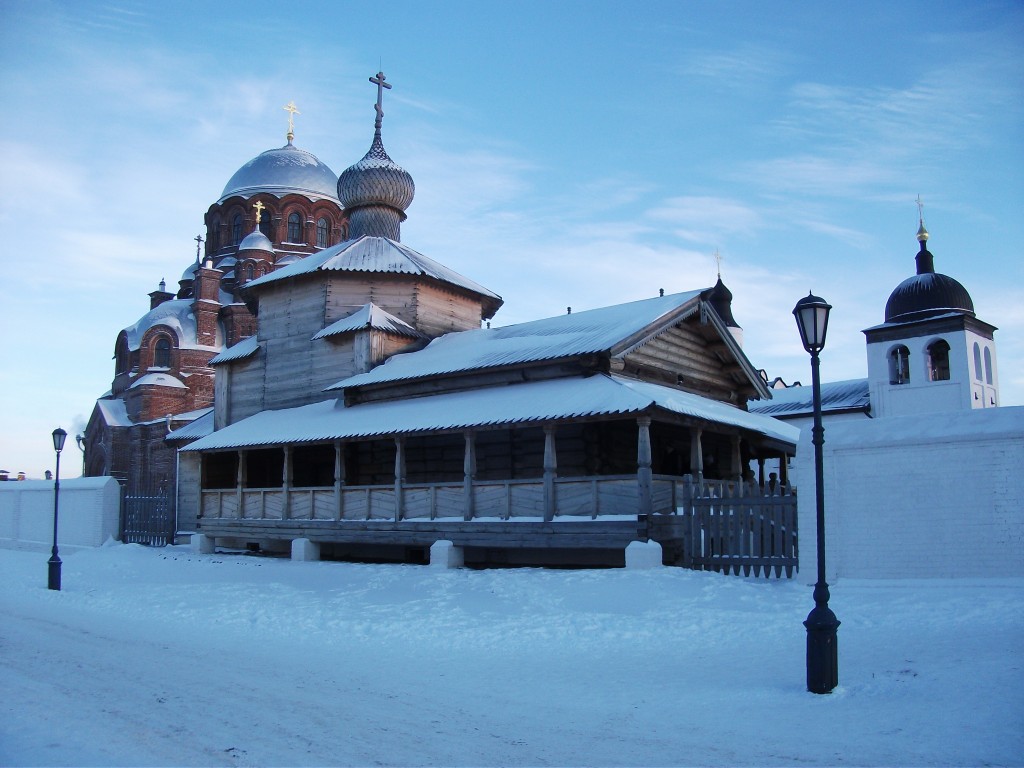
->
793, 292, 840, 694
49, 427, 67, 591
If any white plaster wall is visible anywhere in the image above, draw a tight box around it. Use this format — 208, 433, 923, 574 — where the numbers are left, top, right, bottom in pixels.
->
796, 406, 1024, 580
0, 477, 121, 551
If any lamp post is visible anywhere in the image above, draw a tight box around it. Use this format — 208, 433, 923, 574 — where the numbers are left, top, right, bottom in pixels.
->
49, 427, 67, 591
793, 292, 840, 694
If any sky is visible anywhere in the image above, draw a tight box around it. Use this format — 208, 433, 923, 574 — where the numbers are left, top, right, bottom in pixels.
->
2, 543, 1022, 765
1, 0, 1022, 479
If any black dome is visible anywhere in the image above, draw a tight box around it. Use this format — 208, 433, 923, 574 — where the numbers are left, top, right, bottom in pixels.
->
884, 241, 975, 323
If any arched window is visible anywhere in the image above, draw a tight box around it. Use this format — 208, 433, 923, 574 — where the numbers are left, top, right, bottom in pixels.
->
316, 217, 329, 248
259, 209, 274, 240
973, 343, 983, 381
209, 217, 220, 250
287, 212, 303, 243
889, 345, 910, 385
244, 263, 255, 281
926, 340, 951, 381
153, 337, 172, 368
232, 214, 243, 245
115, 340, 129, 375
984, 348, 993, 385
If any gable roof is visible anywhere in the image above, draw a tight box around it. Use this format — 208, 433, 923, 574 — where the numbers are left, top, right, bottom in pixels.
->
244, 234, 502, 317
312, 303, 425, 341
327, 290, 706, 391
182, 373, 797, 453
210, 335, 259, 366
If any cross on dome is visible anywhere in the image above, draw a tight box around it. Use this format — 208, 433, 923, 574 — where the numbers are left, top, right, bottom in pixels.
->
253, 200, 265, 224
283, 101, 300, 143
194, 234, 204, 262
370, 71, 392, 135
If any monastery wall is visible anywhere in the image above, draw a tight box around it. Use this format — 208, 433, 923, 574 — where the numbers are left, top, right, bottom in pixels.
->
796, 406, 1024, 579
0, 477, 121, 550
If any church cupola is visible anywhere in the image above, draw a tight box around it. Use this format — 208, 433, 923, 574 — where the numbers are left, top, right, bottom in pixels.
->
336, 72, 415, 241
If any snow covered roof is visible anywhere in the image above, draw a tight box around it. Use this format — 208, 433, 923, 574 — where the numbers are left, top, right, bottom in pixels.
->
748, 378, 871, 418
210, 335, 259, 366
182, 373, 797, 452
95, 398, 131, 427
328, 290, 706, 391
312, 303, 425, 341
121, 299, 197, 351
166, 409, 214, 442
129, 373, 186, 390
244, 235, 501, 313
218, 142, 340, 204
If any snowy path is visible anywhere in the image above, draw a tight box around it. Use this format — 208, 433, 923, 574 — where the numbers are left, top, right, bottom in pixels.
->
1, 545, 1022, 766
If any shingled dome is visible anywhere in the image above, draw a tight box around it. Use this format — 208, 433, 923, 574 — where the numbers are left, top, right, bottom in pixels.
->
883, 225, 975, 323
219, 142, 340, 203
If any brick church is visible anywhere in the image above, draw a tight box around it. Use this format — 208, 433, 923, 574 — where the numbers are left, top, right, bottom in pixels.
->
82, 103, 349, 500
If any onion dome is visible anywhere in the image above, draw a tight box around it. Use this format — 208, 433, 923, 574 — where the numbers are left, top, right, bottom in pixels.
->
237, 230, 274, 254
336, 71, 415, 241
218, 141, 340, 204
706, 276, 740, 329
884, 221, 975, 324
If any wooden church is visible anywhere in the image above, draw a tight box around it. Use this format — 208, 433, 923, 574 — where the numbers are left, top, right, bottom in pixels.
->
177, 73, 798, 566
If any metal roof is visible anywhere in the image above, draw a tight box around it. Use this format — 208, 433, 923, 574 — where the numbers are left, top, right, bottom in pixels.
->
219, 143, 340, 203
327, 290, 706, 391
210, 335, 259, 366
182, 373, 797, 452
244, 235, 502, 312
166, 409, 215, 442
747, 378, 871, 418
312, 303, 425, 341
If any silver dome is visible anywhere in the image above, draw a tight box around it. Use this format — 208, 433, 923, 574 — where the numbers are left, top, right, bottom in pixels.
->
237, 231, 274, 253
219, 142, 340, 203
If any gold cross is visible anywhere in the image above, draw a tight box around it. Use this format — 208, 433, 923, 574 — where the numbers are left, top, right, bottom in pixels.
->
253, 200, 265, 224
283, 100, 300, 141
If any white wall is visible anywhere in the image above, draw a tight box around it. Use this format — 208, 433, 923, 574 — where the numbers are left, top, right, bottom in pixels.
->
0, 477, 121, 551
796, 406, 1024, 580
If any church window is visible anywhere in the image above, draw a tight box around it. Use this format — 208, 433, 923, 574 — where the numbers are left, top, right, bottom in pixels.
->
153, 337, 172, 368
316, 217, 329, 248
115, 340, 129, 375
244, 263, 254, 281
259, 209, 274, 240
209, 218, 220, 250
926, 340, 950, 382
973, 343, 983, 381
287, 212, 303, 243
888, 345, 910, 385
232, 214, 243, 245
984, 348, 993, 385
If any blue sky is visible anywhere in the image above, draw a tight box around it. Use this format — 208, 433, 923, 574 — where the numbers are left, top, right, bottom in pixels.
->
1, 0, 1021, 478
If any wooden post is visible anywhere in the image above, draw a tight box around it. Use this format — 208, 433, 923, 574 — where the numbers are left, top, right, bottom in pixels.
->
690, 428, 704, 483
394, 436, 405, 522
236, 450, 245, 517
282, 445, 292, 520
334, 440, 345, 520
463, 431, 476, 521
731, 435, 743, 483
757, 457, 766, 491
543, 425, 557, 522
637, 417, 653, 517
779, 454, 789, 486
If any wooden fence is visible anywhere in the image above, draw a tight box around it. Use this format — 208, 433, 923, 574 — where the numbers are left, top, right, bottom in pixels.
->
649, 477, 798, 578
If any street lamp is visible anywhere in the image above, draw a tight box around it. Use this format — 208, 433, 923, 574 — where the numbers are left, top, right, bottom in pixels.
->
49, 427, 67, 591
793, 292, 840, 694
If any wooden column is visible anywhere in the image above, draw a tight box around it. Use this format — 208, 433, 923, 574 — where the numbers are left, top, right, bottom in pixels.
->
334, 440, 345, 521
779, 454, 789, 486
690, 427, 704, 482
730, 435, 743, 483
394, 437, 406, 522
758, 457, 766, 489
282, 445, 292, 520
543, 425, 557, 522
235, 450, 245, 516
463, 431, 477, 521
637, 417, 653, 517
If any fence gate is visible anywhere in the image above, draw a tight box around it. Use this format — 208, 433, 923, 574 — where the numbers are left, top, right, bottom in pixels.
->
122, 484, 173, 546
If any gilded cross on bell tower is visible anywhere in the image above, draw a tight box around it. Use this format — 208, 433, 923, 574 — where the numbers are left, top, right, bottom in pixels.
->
370, 71, 392, 136
283, 100, 300, 143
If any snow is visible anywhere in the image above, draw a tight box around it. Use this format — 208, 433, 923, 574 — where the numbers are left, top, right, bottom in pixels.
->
2, 544, 1020, 767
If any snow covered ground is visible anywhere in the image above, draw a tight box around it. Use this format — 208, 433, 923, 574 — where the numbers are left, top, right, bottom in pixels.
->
1, 543, 1021, 767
